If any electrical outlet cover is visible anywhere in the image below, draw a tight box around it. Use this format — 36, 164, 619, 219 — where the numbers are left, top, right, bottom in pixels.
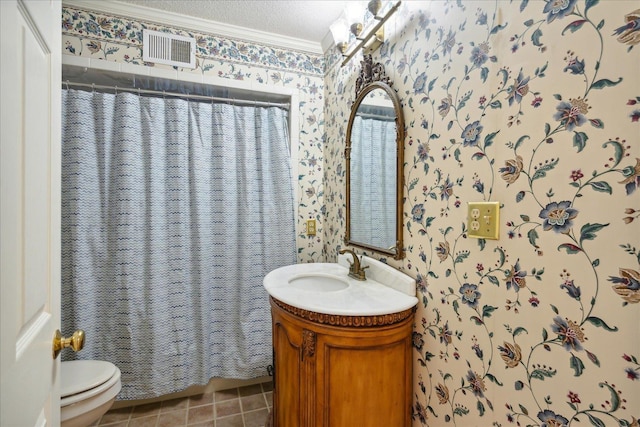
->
467, 202, 499, 240
306, 219, 316, 236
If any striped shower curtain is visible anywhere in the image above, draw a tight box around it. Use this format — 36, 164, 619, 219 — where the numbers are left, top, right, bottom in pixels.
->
350, 115, 397, 249
61, 88, 296, 400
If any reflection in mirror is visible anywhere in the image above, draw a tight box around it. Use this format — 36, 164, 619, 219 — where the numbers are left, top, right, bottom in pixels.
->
350, 90, 396, 249
345, 55, 404, 259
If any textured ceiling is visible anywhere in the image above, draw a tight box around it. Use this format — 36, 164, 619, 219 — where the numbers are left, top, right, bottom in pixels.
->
115, 0, 347, 48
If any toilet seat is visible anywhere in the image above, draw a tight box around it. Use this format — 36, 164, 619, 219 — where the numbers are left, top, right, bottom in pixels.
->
60, 360, 121, 427
61, 360, 120, 406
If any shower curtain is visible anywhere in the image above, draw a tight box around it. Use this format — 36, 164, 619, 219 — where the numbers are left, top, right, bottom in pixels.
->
350, 115, 397, 249
61, 88, 296, 400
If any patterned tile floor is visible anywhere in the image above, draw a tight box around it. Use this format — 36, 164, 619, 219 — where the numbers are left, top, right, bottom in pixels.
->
93, 381, 272, 427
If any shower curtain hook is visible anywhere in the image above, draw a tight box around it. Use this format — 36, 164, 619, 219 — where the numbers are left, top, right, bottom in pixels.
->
91, 83, 95, 93
115, 85, 118, 95
163, 90, 166, 99
65, 80, 70, 90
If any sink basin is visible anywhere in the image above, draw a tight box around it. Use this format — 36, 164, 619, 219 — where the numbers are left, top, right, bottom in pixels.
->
289, 273, 349, 291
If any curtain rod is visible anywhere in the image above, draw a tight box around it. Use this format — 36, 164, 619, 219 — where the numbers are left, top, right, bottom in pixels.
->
62, 81, 290, 109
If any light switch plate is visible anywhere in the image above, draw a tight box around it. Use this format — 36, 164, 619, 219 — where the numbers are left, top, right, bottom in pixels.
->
467, 202, 499, 240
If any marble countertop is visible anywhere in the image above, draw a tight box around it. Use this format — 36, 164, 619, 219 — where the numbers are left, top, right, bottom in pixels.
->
263, 260, 418, 316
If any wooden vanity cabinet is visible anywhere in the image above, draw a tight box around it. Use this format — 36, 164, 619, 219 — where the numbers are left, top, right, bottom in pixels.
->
270, 297, 415, 427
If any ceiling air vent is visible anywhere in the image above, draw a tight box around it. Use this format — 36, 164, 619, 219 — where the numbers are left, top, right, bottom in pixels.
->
142, 29, 196, 69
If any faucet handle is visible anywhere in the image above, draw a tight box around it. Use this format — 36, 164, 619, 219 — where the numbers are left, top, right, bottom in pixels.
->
355, 264, 369, 280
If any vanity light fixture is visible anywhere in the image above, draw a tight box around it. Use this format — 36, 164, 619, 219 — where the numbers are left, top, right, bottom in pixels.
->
329, 0, 402, 67
329, 18, 350, 54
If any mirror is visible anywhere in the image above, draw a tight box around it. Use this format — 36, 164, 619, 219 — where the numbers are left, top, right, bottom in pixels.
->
345, 55, 404, 259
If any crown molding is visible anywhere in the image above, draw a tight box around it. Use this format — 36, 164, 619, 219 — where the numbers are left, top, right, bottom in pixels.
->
63, 0, 324, 55
320, 30, 335, 54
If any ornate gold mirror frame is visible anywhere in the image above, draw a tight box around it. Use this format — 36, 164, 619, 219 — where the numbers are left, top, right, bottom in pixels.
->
345, 55, 405, 259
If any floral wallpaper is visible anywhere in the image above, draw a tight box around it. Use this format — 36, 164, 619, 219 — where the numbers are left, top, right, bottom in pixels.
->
324, 1, 639, 426
61, 6, 326, 263
62, 1, 640, 425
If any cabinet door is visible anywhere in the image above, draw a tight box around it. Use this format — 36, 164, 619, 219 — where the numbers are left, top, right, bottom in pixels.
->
270, 297, 414, 427
315, 322, 413, 427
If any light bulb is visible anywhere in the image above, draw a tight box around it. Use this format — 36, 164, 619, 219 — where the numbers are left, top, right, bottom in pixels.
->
330, 18, 349, 50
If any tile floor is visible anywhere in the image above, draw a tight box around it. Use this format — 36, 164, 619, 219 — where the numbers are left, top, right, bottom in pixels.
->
93, 381, 272, 427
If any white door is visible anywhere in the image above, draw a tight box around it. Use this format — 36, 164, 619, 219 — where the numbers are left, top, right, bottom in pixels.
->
0, 0, 62, 426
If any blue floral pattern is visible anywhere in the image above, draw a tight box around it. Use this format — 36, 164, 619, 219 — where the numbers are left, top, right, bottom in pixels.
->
539, 200, 578, 233
323, 1, 639, 426
61, 8, 323, 75
62, 1, 640, 425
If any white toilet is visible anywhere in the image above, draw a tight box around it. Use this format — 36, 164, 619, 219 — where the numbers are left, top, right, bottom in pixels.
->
60, 360, 122, 427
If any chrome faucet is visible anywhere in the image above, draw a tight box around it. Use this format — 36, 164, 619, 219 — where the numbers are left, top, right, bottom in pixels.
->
339, 249, 368, 281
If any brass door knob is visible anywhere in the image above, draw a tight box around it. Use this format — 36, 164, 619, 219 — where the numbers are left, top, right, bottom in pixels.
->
52, 329, 85, 359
